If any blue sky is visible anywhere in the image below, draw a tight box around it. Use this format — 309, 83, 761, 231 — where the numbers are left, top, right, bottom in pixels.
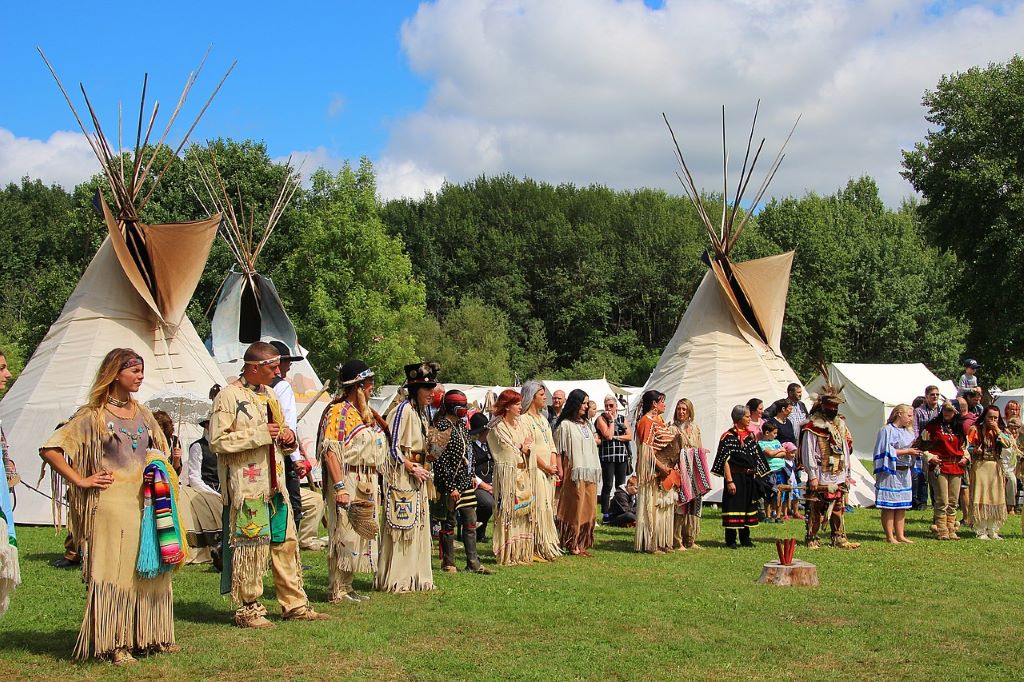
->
1, 1, 1022, 204
1, 2, 425, 164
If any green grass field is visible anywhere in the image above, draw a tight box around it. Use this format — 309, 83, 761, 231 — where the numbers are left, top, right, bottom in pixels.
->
2, 507, 1024, 681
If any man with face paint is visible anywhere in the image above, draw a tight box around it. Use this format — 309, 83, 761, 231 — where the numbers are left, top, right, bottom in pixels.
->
800, 384, 860, 549
430, 390, 492, 574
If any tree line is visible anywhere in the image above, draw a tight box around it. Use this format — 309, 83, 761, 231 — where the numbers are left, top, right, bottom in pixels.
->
3, 58, 1022, 390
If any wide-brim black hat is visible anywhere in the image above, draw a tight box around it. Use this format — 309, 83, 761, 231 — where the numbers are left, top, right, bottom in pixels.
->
269, 340, 304, 363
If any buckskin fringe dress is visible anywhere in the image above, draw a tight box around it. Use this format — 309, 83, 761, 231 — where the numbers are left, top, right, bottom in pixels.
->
317, 399, 387, 601
44, 405, 183, 660
968, 428, 1010, 537
522, 412, 562, 561
634, 414, 675, 553
488, 419, 536, 565
554, 420, 601, 553
376, 401, 434, 592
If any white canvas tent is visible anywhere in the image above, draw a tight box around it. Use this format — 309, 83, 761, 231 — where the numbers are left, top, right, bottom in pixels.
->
993, 388, 1024, 414
542, 379, 630, 412
806, 362, 958, 460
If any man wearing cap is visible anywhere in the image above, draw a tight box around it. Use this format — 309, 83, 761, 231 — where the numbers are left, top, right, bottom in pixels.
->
469, 412, 495, 541
209, 341, 328, 627
317, 360, 388, 603
430, 390, 493, 574
800, 385, 860, 549
376, 361, 438, 593
958, 359, 980, 398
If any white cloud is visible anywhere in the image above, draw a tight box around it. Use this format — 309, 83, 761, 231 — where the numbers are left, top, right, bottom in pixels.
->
0, 128, 96, 189
376, 158, 446, 200
381, 0, 1024, 206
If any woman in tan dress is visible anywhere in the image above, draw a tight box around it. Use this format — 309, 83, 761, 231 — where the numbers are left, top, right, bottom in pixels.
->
40, 348, 185, 664
670, 398, 706, 550
376, 362, 437, 592
318, 360, 388, 602
554, 389, 601, 556
520, 381, 561, 562
487, 389, 536, 565
967, 405, 1011, 540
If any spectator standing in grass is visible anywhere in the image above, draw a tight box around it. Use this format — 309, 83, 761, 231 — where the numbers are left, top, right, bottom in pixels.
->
913, 386, 941, 511
873, 404, 920, 544
547, 390, 566, 429
1003, 401, 1021, 514
758, 421, 788, 523
746, 398, 765, 440
596, 395, 632, 520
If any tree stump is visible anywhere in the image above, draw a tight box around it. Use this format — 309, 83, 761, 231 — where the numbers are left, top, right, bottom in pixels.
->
757, 559, 818, 587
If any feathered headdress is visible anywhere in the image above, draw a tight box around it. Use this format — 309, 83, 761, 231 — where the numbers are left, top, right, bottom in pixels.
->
810, 358, 846, 405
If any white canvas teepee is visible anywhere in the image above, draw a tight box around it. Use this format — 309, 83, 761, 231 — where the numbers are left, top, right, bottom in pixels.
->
0, 52, 232, 524
639, 104, 819, 502
196, 154, 328, 450
643, 251, 803, 449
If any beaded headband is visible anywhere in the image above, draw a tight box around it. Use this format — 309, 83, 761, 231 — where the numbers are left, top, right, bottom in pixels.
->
341, 368, 375, 386
243, 355, 281, 367
120, 356, 143, 370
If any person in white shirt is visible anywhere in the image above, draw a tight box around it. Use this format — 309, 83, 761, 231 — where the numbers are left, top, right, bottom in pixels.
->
269, 341, 324, 551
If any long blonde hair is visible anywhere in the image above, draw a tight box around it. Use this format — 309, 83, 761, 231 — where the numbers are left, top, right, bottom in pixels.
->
674, 397, 695, 426
86, 348, 143, 410
886, 403, 912, 430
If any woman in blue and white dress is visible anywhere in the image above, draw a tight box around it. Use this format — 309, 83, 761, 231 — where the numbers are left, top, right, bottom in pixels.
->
873, 404, 921, 544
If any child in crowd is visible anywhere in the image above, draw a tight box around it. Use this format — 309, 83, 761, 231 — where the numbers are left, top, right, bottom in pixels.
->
957, 359, 980, 397
758, 421, 788, 523
607, 475, 638, 527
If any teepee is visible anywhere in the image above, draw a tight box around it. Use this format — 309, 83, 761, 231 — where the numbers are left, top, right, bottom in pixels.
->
0, 52, 233, 524
640, 104, 808, 502
195, 153, 328, 448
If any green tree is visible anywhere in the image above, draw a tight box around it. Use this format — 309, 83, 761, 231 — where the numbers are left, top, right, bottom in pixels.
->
757, 177, 966, 378
276, 160, 426, 383
902, 56, 1024, 377
413, 298, 514, 385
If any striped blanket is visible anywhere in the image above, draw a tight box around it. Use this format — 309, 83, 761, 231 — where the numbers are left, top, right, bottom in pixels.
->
678, 447, 712, 505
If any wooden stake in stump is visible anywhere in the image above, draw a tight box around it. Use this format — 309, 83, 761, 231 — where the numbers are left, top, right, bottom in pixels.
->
757, 559, 819, 587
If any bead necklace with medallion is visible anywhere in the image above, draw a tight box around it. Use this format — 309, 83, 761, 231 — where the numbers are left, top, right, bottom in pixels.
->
105, 404, 145, 450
